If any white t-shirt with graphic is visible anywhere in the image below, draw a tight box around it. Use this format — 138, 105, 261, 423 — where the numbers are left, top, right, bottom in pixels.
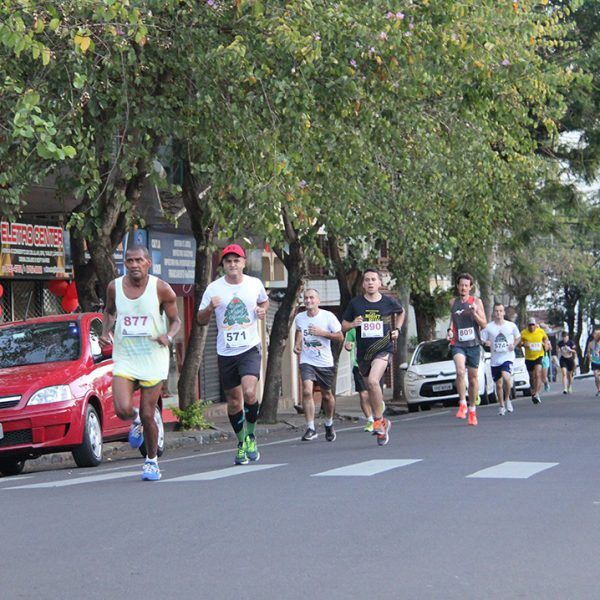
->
199, 275, 268, 356
481, 320, 521, 366
294, 309, 342, 368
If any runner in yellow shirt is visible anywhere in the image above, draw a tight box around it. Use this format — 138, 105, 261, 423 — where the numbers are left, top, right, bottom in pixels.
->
520, 317, 550, 405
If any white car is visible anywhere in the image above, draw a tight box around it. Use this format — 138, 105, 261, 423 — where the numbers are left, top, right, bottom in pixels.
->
401, 339, 495, 412
512, 346, 531, 396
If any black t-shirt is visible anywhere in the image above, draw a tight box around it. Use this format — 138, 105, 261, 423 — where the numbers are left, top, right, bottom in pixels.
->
558, 339, 576, 359
342, 294, 404, 360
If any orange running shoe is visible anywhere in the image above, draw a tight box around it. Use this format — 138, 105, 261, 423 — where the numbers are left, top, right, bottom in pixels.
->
372, 418, 385, 436
376, 418, 391, 446
455, 403, 467, 419
468, 411, 478, 426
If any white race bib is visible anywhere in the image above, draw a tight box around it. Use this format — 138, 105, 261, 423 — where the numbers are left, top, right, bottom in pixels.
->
529, 342, 542, 352
361, 321, 383, 338
225, 329, 249, 348
494, 340, 509, 353
458, 327, 475, 342
121, 315, 151, 337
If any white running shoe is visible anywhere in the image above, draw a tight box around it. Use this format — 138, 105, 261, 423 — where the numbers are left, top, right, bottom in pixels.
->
506, 399, 514, 413
498, 406, 506, 416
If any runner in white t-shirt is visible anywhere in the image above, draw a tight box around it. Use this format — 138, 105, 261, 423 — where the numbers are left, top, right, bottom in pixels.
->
197, 244, 269, 465
293, 288, 343, 442
480, 303, 521, 415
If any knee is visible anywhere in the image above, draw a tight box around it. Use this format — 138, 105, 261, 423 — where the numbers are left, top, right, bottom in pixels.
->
366, 378, 380, 391
139, 404, 155, 424
115, 406, 130, 420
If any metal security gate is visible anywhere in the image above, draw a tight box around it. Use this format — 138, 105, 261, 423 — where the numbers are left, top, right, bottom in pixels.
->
200, 322, 222, 402
0, 280, 62, 323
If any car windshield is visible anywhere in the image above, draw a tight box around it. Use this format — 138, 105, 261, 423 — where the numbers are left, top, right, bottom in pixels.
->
0, 321, 81, 368
412, 339, 453, 365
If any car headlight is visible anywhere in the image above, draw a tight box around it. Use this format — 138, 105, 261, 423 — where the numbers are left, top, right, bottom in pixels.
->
405, 371, 426, 383
28, 385, 73, 405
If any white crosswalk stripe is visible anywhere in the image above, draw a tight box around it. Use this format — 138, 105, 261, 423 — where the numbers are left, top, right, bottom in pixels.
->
312, 459, 421, 477
164, 463, 286, 482
5, 471, 139, 489
466, 461, 559, 479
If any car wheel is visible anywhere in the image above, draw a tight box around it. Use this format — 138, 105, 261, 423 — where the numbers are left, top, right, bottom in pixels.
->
407, 403, 420, 413
0, 458, 26, 476
420, 403, 432, 411
72, 404, 103, 467
139, 406, 165, 458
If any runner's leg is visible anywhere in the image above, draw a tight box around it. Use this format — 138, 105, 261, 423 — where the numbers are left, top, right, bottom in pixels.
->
453, 353, 467, 404
502, 371, 512, 407
322, 389, 335, 421
496, 376, 504, 408
139, 383, 162, 458
301, 379, 316, 430
366, 358, 388, 420
241, 374, 259, 436
112, 376, 137, 420
467, 366, 479, 408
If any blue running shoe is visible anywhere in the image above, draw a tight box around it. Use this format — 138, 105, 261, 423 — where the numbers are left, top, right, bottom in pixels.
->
141, 460, 161, 481
128, 420, 144, 449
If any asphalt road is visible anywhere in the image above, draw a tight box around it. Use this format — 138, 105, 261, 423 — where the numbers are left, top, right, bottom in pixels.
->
2, 378, 600, 600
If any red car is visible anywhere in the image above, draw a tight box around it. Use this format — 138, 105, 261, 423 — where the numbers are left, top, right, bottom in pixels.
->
0, 313, 164, 476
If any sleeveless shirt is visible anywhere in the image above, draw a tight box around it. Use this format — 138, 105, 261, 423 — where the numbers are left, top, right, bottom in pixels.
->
450, 296, 481, 348
112, 275, 169, 381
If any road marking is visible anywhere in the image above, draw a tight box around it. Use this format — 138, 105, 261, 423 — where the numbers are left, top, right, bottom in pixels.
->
466, 461, 559, 479
312, 459, 421, 477
164, 463, 286, 482
5, 471, 139, 489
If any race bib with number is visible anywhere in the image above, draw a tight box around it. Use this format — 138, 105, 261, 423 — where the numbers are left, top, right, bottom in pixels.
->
225, 329, 249, 348
494, 340, 509, 353
458, 327, 475, 342
529, 342, 542, 352
121, 315, 151, 337
361, 321, 383, 338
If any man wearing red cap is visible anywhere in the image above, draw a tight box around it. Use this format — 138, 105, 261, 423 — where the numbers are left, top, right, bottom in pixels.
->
197, 244, 269, 465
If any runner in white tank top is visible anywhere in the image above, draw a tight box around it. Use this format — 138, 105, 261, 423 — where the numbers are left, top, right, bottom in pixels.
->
100, 245, 180, 481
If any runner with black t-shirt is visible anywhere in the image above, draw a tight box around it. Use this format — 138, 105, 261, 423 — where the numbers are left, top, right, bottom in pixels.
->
342, 269, 404, 446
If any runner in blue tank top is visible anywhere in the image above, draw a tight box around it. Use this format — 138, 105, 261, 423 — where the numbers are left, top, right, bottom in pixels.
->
446, 273, 487, 426
586, 328, 600, 396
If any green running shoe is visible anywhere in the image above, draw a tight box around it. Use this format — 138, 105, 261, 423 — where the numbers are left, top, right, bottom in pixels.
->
235, 441, 249, 465
245, 434, 260, 462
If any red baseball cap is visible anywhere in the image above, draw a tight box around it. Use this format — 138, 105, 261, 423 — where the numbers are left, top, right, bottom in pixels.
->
220, 244, 246, 262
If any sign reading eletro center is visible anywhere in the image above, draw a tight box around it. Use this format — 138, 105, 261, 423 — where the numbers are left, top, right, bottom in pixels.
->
0, 221, 71, 279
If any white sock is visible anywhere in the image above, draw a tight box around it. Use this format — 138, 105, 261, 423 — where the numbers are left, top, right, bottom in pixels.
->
307, 421, 315, 431
146, 456, 157, 464
366, 416, 374, 423
459, 400, 467, 406
133, 408, 141, 424
324, 418, 333, 427
468, 406, 476, 413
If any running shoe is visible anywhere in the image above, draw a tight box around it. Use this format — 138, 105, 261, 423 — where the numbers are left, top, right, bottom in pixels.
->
301, 428, 318, 441
563, 389, 568, 395
544, 382, 550, 392
364, 420, 374, 433
128, 419, 144, 449
455, 403, 468, 419
532, 394, 542, 404
244, 434, 260, 462
568, 385, 573, 394
372, 419, 385, 435
376, 418, 391, 446
325, 424, 336, 442
141, 460, 161, 481
596, 391, 600, 397
235, 442, 249, 464
506, 399, 514, 413
498, 406, 506, 416
468, 411, 478, 426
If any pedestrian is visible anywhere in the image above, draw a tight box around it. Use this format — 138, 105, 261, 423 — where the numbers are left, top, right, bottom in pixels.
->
519, 317, 550, 404
558, 331, 577, 394
481, 302, 521, 416
99, 245, 181, 481
585, 328, 600, 396
197, 244, 269, 465
447, 273, 487, 426
341, 268, 404, 446
344, 328, 385, 432
293, 288, 343, 441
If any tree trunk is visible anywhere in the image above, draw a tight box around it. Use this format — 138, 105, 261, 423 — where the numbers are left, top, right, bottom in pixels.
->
393, 286, 411, 402
516, 295, 528, 329
70, 234, 100, 311
259, 235, 307, 423
177, 161, 215, 410
411, 292, 437, 342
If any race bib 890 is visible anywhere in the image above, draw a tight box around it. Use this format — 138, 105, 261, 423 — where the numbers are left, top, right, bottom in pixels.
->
361, 321, 383, 338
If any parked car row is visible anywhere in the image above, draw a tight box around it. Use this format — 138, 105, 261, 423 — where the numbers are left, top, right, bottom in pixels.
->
401, 339, 531, 412
0, 313, 164, 476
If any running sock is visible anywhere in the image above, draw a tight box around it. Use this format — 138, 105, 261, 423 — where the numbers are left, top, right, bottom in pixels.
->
366, 417, 374, 423
307, 420, 315, 431
229, 410, 246, 443
244, 402, 259, 437
468, 406, 476, 413
324, 418, 333, 427
133, 408, 141, 424
146, 456, 157, 463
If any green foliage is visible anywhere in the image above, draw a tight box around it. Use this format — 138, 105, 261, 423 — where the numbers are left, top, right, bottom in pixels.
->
171, 401, 213, 431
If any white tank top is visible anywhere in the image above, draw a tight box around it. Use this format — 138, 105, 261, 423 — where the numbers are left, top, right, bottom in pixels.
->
112, 275, 169, 381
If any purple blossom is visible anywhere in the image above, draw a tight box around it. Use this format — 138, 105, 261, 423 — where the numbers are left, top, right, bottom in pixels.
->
501, 59, 510, 66
379, 31, 388, 40
350, 59, 358, 68
206, 0, 217, 7
385, 11, 394, 19
299, 180, 307, 189
314, 34, 321, 41
396, 12, 405, 19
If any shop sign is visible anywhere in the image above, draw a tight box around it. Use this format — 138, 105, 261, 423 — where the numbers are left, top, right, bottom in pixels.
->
0, 221, 71, 279
148, 231, 196, 284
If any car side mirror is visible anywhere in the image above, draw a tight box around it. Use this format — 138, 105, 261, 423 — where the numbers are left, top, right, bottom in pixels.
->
101, 344, 113, 359
400, 362, 408, 370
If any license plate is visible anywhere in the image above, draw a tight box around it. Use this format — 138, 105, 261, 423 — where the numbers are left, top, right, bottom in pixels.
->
432, 383, 453, 392
0, 422, 3, 440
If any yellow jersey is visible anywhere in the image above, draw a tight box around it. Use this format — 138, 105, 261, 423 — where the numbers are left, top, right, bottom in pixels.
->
520, 327, 547, 360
